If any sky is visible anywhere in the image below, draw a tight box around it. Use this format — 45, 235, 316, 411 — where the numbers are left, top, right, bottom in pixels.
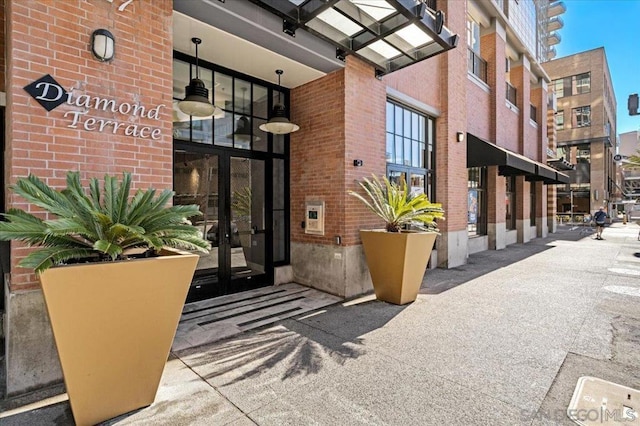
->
554, 0, 640, 135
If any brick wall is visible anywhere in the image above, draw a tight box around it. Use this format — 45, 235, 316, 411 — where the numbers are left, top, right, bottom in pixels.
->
290, 56, 386, 248
467, 80, 491, 140
343, 57, 386, 245
427, 0, 467, 242
6, 0, 174, 291
544, 48, 610, 144
0, 0, 5, 93
290, 68, 347, 246
384, 56, 442, 111
531, 86, 546, 162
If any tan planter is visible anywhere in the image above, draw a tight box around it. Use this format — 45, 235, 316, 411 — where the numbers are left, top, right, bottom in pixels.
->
360, 230, 437, 305
39, 248, 198, 426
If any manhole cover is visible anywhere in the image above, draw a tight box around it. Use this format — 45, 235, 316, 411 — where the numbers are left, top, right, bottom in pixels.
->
568, 376, 638, 425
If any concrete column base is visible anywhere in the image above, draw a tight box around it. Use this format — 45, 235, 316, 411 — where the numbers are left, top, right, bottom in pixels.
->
5, 286, 62, 397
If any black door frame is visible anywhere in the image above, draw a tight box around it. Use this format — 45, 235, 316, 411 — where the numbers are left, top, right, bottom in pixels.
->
175, 141, 274, 301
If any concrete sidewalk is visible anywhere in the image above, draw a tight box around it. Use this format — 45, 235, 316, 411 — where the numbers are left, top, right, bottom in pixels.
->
2, 222, 640, 425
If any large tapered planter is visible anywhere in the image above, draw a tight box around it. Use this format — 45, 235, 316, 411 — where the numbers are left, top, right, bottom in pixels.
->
360, 230, 437, 305
39, 248, 198, 426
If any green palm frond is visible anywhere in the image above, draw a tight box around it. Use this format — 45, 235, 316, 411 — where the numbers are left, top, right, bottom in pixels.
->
0, 171, 211, 273
349, 174, 444, 233
20, 247, 96, 274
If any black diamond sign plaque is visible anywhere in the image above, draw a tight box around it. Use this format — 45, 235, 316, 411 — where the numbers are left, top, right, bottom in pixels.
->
24, 74, 68, 111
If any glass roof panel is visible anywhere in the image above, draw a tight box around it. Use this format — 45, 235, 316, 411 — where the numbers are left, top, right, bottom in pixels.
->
316, 8, 363, 36
394, 24, 433, 47
363, 39, 401, 59
352, 0, 395, 21
367, 39, 402, 59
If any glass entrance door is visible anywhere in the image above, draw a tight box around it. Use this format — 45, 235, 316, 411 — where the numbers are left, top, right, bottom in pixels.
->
174, 151, 269, 301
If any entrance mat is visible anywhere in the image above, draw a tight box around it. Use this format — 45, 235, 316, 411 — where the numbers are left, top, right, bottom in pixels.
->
567, 376, 638, 425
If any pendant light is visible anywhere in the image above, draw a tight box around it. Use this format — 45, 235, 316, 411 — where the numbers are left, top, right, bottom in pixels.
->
259, 69, 299, 135
231, 87, 260, 143
178, 37, 219, 118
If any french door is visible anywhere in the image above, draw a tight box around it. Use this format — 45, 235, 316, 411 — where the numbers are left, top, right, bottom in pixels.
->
174, 149, 271, 301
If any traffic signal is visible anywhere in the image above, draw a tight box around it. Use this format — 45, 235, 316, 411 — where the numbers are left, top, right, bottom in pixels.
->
629, 93, 639, 116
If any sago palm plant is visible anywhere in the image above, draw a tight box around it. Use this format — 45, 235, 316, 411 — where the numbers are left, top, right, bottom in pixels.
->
349, 174, 444, 233
0, 171, 211, 273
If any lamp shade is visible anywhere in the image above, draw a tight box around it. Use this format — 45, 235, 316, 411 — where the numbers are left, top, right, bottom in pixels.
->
178, 37, 219, 118
91, 29, 115, 62
259, 104, 300, 135
179, 78, 216, 117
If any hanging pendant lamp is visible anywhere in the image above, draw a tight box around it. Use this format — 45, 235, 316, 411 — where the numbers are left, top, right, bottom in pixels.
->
178, 37, 219, 118
231, 87, 260, 143
259, 70, 299, 135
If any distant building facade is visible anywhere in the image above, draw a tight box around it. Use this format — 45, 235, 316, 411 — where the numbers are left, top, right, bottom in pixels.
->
618, 130, 640, 203
543, 47, 617, 218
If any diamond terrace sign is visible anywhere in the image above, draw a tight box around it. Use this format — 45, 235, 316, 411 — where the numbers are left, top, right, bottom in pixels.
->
24, 74, 165, 140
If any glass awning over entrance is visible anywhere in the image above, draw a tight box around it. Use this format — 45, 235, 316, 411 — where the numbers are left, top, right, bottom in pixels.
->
249, 0, 459, 76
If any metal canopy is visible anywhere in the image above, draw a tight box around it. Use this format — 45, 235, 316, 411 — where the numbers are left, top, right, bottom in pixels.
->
547, 157, 575, 171
249, 0, 459, 76
467, 134, 569, 185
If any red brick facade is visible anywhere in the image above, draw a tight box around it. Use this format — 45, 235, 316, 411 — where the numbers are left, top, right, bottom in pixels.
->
5, 0, 174, 291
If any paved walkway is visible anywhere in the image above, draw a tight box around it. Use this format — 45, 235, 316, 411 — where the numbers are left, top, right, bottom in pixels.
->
2, 222, 640, 425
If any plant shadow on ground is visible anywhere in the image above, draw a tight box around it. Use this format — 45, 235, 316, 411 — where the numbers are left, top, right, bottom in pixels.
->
419, 226, 595, 295
175, 298, 407, 386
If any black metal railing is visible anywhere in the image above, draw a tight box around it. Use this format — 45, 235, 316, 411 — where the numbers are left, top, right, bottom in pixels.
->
530, 104, 537, 123
467, 48, 487, 83
506, 82, 517, 105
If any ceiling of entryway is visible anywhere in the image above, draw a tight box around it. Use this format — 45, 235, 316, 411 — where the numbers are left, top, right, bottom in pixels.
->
173, 8, 342, 89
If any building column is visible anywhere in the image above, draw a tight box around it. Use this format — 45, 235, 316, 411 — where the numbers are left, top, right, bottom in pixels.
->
487, 166, 506, 249
433, 0, 469, 268
481, 19, 507, 249
511, 55, 533, 242
531, 78, 550, 237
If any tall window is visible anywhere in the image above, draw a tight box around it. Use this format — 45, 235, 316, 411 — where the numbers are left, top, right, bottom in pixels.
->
572, 106, 591, 128
466, 17, 480, 53
573, 72, 591, 94
506, 176, 516, 230
468, 167, 487, 236
555, 110, 564, 130
552, 79, 564, 98
386, 101, 435, 200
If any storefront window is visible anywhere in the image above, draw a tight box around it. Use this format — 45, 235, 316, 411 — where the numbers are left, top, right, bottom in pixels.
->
468, 167, 487, 236
385, 100, 435, 200
530, 183, 536, 226
506, 176, 516, 230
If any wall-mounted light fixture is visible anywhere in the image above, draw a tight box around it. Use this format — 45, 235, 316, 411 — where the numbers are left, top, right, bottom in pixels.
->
259, 69, 300, 135
456, 132, 465, 143
179, 37, 220, 118
91, 29, 115, 62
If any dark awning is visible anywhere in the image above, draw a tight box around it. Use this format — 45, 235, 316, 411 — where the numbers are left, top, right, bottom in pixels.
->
527, 163, 570, 185
467, 134, 568, 185
526, 163, 557, 183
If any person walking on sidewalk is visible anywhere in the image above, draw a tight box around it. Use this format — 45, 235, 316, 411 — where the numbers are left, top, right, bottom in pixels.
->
594, 206, 607, 240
